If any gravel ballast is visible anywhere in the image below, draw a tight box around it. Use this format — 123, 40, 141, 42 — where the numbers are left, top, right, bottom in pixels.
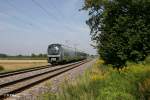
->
5, 59, 96, 100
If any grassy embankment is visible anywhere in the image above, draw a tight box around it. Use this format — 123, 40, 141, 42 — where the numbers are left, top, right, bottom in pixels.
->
0, 60, 47, 72
42, 57, 150, 100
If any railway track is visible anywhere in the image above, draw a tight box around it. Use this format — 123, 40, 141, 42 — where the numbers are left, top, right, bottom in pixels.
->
0, 65, 50, 78
0, 60, 89, 99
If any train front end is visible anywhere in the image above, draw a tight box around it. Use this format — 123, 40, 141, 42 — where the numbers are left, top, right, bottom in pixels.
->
47, 44, 62, 64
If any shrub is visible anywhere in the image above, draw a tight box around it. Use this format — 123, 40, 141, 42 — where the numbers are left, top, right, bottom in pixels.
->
0, 65, 4, 71
42, 59, 150, 100
83, 0, 150, 68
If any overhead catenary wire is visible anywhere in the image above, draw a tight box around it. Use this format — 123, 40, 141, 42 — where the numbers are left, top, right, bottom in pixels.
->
0, 11, 33, 30
46, 0, 85, 48
31, 0, 58, 20
32, 0, 81, 33
2, 0, 73, 34
31, 0, 76, 33
5, 0, 52, 33
3, 0, 83, 38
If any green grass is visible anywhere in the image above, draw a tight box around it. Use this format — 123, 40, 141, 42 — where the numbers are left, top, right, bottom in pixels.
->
41, 59, 150, 100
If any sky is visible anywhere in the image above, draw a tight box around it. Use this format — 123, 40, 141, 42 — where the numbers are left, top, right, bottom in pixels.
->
0, 0, 96, 55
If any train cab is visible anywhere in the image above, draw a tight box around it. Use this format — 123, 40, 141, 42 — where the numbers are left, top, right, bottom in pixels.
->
47, 44, 62, 63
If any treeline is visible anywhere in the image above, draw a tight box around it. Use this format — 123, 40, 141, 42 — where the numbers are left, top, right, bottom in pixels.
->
83, 0, 150, 69
0, 53, 47, 60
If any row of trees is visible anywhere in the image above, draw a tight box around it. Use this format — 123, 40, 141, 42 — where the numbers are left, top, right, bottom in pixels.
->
0, 53, 47, 58
83, 0, 150, 69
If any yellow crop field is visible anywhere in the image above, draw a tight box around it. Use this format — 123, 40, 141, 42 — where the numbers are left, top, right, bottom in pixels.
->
0, 60, 48, 71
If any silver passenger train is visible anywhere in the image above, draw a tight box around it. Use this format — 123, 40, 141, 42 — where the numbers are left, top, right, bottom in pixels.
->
47, 44, 87, 64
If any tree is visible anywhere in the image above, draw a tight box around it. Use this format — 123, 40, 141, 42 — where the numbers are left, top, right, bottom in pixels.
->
31, 53, 36, 57
0, 54, 7, 58
83, 0, 150, 69
17, 54, 23, 57
38, 53, 43, 57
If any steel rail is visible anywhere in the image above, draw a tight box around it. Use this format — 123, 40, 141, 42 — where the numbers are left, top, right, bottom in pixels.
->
0, 60, 89, 99
0, 61, 85, 87
0, 65, 50, 78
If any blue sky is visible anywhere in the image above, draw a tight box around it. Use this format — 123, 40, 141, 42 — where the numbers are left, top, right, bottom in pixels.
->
0, 0, 96, 55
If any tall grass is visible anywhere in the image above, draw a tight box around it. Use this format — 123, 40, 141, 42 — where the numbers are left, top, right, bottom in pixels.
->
42, 59, 150, 100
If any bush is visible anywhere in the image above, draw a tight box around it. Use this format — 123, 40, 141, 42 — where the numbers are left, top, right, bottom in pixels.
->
145, 56, 150, 64
41, 60, 150, 100
0, 65, 4, 71
83, 0, 150, 68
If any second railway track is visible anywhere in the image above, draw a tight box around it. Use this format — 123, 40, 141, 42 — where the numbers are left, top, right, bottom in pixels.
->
0, 65, 50, 78
0, 60, 89, 99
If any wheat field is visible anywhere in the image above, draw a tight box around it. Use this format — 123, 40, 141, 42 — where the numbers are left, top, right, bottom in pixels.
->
0, 60, 48, 71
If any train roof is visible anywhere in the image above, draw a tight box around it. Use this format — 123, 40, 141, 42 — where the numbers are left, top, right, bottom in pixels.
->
48, 43, 73, 49
48, 43, 87, 54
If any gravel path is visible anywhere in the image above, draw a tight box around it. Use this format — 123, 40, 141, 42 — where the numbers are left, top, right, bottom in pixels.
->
5, 59, 96, 100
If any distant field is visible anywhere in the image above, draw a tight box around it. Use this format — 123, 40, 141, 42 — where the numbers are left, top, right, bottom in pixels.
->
0, 57, 47, 60
0, 60, 48, 72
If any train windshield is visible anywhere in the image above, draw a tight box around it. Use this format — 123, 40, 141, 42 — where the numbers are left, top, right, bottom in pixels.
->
48, 45, 60, 55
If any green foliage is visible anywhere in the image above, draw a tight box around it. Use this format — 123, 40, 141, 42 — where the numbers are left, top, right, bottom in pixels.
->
83, 0, 150, 68
42, 60, 150, 100
145, 56, 150, 64
31, 53, 47, 58
31, 53, 36, 57
0, 53, 47, 60
0, 65, 4, 71
0, 53, 8, 58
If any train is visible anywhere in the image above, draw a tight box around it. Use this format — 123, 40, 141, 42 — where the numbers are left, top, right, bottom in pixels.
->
47, 43, 87, 64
